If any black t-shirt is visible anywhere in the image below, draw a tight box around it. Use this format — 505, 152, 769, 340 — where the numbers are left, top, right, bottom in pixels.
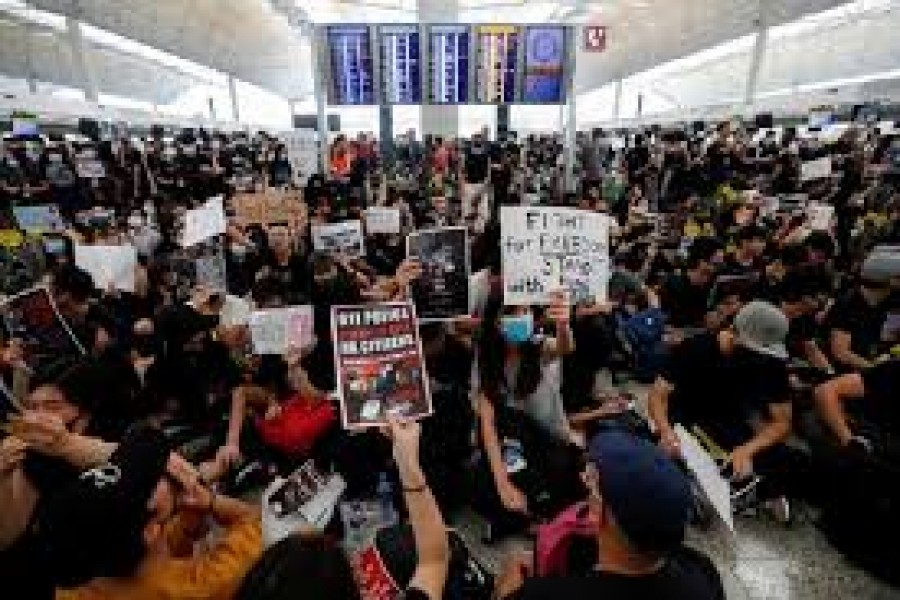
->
661, 333, 790, 429
508, 546, 724, 600
826, 290, 889, 362
860, 360, 900, 434
659, 273, 710, 329
785, 313, 819, 360
465, 145, 490, 183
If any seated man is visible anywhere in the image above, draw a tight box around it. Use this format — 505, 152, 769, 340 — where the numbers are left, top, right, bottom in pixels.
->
657, 236, 723, 335
33, 426, 261, 600
649, 301, 798, 521
494, 430, 724, 600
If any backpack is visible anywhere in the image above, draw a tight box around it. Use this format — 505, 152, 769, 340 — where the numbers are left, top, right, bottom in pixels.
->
617, 307, 667, 383
353, 524, 494, 600
535, 502, 596, 577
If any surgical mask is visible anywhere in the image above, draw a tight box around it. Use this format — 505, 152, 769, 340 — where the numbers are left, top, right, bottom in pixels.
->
500, 312, 534, 345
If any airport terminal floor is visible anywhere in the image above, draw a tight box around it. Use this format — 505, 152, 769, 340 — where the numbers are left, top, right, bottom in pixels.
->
3, 2, 900, 599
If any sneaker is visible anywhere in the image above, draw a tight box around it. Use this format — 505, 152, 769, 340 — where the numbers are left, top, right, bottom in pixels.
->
763, 496, 792, 526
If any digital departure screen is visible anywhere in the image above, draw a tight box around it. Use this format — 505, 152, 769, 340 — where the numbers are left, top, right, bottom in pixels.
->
327, 26, 376, 105
522, 26, 566, 103
379, 25, 422, 104
428, 25, 470, 104
474, 25, 520, 104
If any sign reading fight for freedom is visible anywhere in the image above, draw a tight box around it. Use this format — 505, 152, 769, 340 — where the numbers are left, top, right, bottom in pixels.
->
501, 206, 610, 305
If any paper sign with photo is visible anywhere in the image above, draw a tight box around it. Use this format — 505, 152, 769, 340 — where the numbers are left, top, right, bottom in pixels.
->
195, 248, 227, 292
312, 220, 365, 258
181, 196, 227, 247
800, 157, 832, 182
0, 286, 86, 376
12, 205, 66, 234
807, 204, 835, 231
249, 306, 314, 355
406, 226, 470, 321
500, 206, 610, 305
331, 302, 431, 429
74, 245, 137, 293
364, 207, 401, 235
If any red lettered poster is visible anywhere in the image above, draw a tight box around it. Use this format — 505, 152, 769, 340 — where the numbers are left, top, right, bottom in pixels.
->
331, 302, 431, 430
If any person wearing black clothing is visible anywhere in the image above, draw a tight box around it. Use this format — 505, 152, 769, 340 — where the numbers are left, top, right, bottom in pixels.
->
722, 224, 767, 277
658, 237, 723, 331
833, 150, 865, 268
625, 135, 651, 192
495, 430, 724, 600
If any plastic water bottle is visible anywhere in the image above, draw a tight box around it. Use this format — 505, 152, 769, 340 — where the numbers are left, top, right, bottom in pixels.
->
376, 472, 397, 527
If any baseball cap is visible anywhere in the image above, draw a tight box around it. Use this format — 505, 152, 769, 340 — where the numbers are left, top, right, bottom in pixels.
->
733, 301, 789, 360
32, 426, 172, 588
588, 430, 692, 553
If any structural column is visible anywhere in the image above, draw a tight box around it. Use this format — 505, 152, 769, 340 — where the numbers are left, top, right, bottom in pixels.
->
227, 74, 241, 123
562, 26, 578, 193
65, 16, 98, 102
744, 0, 771, 107
612, 79, 622, 122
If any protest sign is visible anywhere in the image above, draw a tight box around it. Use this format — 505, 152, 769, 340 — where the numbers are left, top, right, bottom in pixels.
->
194, 245, 228, 292
500, 206, 610, 305
0, 240, 46, 294
12, 205, 66, 234
312, 220, 365, 258
800, 157, 832, 182
75, 160, 106, 179
181, 196, 227, 247
364, 207, 401, 235
74, 245, 137, 293
230, 190, 308, 232
279, 129, 320, 186
168, 238, 225, 302
406, 227, 469, 321
0, 230, 25, 248
331, 302, 431, 429
0, 286, 85, 376
807, 203, 835, 231
675, 425, 735, 535
249, 305, 314, 355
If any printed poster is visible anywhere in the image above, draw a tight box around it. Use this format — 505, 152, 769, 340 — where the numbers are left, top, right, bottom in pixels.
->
12, 205, 66, 234
406, 226, 470, 321
249, 305, 315, 355
74, 245, 137, 293
312, 220, 365, 258
331, 302, 431, 429
800, 157, 832, 182
500, 206, 610, 305
364, 207, 401, 235
181, 196, 227, 248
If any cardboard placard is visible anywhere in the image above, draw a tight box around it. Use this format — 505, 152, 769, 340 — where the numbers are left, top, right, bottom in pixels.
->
500, 206, 610, 305
75, 160, 106, 179
807, 203, 835, 231
230, 190, 308, 232
74, 245, 138, 293
406, 227, 470, 321
249, 305, 315, 355
181, 196, 227, 248
331, 302, 431, 429
364, 207, 401, 235
800, 157, 832, 182
312, 220, 365, 258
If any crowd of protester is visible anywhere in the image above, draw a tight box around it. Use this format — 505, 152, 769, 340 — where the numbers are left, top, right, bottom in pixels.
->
1, 116, 899, 599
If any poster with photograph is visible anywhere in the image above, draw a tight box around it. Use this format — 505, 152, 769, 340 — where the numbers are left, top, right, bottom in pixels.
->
500, 206, 610, 305
331, 302, 431, 429
168, 238, 225, 302
0, 286, 85, 376
249, 305, 314, 355
279, 129, 320, 186
312, 220, 365, 258
12, 205, 66, 234
406, 227, 469, 321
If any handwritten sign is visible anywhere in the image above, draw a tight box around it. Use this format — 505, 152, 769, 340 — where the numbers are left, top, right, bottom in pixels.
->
312, 220, 365, 258
181, 196, 227, 247
74, 245, 137, 293
500, 206, 610, 305
12, 205, 66, 234
800, 157, 832, 182
230, 190, 308, 232
364, 207, 401, 235
249, 305, 314, 355
807, 203, 835, 231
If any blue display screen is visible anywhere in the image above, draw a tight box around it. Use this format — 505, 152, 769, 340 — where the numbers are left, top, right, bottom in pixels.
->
429, 25, 470, 104
327, 26, 376, 105
380, 25, 422, 104
522, 26, 566, 103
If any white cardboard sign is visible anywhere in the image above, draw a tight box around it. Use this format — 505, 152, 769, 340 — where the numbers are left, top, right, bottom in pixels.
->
74, 244, 137, 293
249, 305, 315, 355
311, 220, 365, 258
364, 207, 401, 235
800, 157, 832, 182
181, 196, 227, 247
500, 206, 610, 305
675, 425, 735, 535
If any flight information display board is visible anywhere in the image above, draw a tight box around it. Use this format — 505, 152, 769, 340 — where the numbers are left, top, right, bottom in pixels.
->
474, 25, 520, 103
327, 25, 376, 105
428, 25, 470, 104
522, 26, 566, 103
379, 25, 422, 104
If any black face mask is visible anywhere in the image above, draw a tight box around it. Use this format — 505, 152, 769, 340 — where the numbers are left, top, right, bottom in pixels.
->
132, 334, 162, 358
315, 273, 357, 304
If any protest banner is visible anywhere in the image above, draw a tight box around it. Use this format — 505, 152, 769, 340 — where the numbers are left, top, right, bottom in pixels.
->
75, 159, 107, 179
312, 220, 365, 258
500, 206, 610, 305
406, 227, 469, 321
800, 157, 832, 182
230, 189, 308, 233
181, 196, 227, 247
12, 205, 66, 234
249, 305, 314, 355
0, 286, 85, 377
364, 207, 401, 235
331, 302, 431, 429
74, 245, 138, 293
